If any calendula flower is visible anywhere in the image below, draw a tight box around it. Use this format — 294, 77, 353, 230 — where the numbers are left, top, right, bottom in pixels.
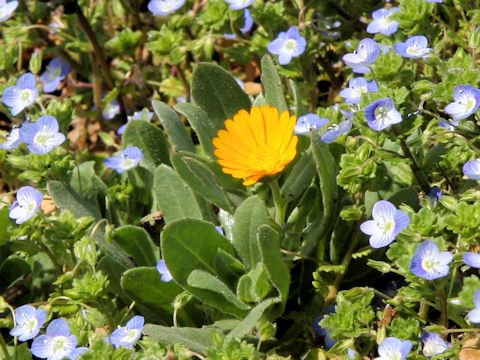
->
213, 106, 298, 186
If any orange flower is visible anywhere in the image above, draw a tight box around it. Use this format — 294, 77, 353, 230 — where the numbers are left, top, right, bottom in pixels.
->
213, 105, 298, 186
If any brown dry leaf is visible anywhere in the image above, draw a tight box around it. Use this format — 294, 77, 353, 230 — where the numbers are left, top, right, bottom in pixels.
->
244, 82, 262, 96
459, 335, 480, 360
41, 196, 56, 215
244, 61, 261, 81
68, 117, 88, 150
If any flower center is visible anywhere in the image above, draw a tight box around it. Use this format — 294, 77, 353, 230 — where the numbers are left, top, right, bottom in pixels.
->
378, 219, 395, 234
21, 89, 34, 103
421, 253, 440, 274
26, 318, 38, 332
406, 45, 422, 56
121, 157, 136, 170
33, 130, 51, 146
123, 329, 140, 343
460, 97, 477, 113
254, 148, 282, 173
51, 336, 67, 352
285, 39, 297, 51
374, 106, 389, 120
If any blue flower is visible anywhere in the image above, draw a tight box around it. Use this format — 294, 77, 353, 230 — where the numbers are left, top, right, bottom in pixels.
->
365, 98, 402, 131
438, 120, 458, 131
468, 290, 480, 323
421, 332, 452, 357
347, 349, 359, 359
31, 318, 77, 360
40, 57, 71, 93
320, 117, 353, 144
102, 98, 121, 121
360, 200, 410, 248
109, 316, 144, 349
156, 259, 173, 282
2, 73, 38, 116
118, 109, 154, 135
393, 36, 432, 59
20, 115, 66, 154
294, 114, 328, 135
367, 8, 400, 35
0, 127, 22, 150
148, 0, 185, 16
9, 186, 43, 224
444, 85, 480, 121
240, 9, 253, 34
215, 226, 224, 235
0, 0, 18, 22
339, 77, 378, 104
9, 305, 47, 341
342, 38, 380, 73
267, 27, 306, 65
225, 0, 255, 10
463, 159, 480, 180
463, 252, 480, 268
104, 146, 143, 174
426, 186, 442, 207
427, 0, 442, 2
410, 240, 453, 280
376, 337, 412, 360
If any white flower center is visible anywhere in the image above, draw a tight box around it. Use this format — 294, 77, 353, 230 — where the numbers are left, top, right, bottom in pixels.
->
459, 97, 477, 113
121, 158, 136, 170
122, 329, 140, 343
26, 318, 38, 332
33, 129, 52, 146
378, 219, 395, 234
375, 106, 390, 121
421, 252, 440, 274
285, 39, 297, 51
406, 45, 423, 56
51, 336, 68, 352
21, 89, 34, 103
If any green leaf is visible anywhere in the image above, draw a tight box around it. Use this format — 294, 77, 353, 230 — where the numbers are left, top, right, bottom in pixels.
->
236, 263, 271, 303
161, 219, 245, 316
0, 207, 10, 245
187, 269, 249, 310
152, 100, 195, 153
289, 79, 307, 116
232, 196, 271, 270
257, 225, 290, 302
143, 325, 214, 354
260, 55, 287, 112
47, 181, 101, 219
97, 255, 130, 299
171, 152, 234, 213
153, 164, 203, 223
228, 297, 280, 340
121, 267, 182, 308
174, 103, 216, 157
281, 151, 316, 203
191, 63, 251, 134
112, 226, 158, 267
123, 120, 171, 168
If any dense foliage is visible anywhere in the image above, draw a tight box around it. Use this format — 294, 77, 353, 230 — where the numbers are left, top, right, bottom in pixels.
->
1, 0, 480, 359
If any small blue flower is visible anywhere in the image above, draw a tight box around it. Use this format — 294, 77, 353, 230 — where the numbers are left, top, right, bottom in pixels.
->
367, 8, 400, 35
240, 9, 253, 34
426, 186, 442, 208
20, 115, 66, 154
215, 226, 224, 235
410, 240, 453, 280
109, 315, 144, 349
9, 186, 43, 225
225, 0, 255, 10
104, 146, 144, 174
148, 0, 185, 16
294, 114, 328, 135
360, 200, 410, 248
342, 38, 380, 73
438, 120, 458, 131
0, 127, 22, 150
365, 98, 402, 131
463, 159, 480, 180
9, 305, 47, 341
0, 0, 18, 22
102, 98, 121, 121
320, 117, 353, 144
156, 259, 173, 282
31, 318, 77, 360
339, 77, 378, 104
444, 85, 480, 121
347, 349, 359, 359
427, 0, 442, 2
463, 252, 480, 268
393, 36, 432, 59
421, 332, 452, 357
223, 33, 237, 39
2, 73, 38, 116
118, 109, 154, 135
313, 307, 336, 349
40, 57, 72, 93
267, 26, 306, 65
468, 290, 480, 323
376, 337, 412, 360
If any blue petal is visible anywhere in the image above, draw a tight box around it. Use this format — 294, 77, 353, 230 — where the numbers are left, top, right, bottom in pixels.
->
463, 252, 480, 268
16, 73, 36, 90
46, 318, 71, 337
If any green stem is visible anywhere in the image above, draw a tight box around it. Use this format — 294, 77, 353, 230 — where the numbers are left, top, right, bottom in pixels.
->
437, 281, 448, 328
269, 178, 286, 227
0, 334, 10, 360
